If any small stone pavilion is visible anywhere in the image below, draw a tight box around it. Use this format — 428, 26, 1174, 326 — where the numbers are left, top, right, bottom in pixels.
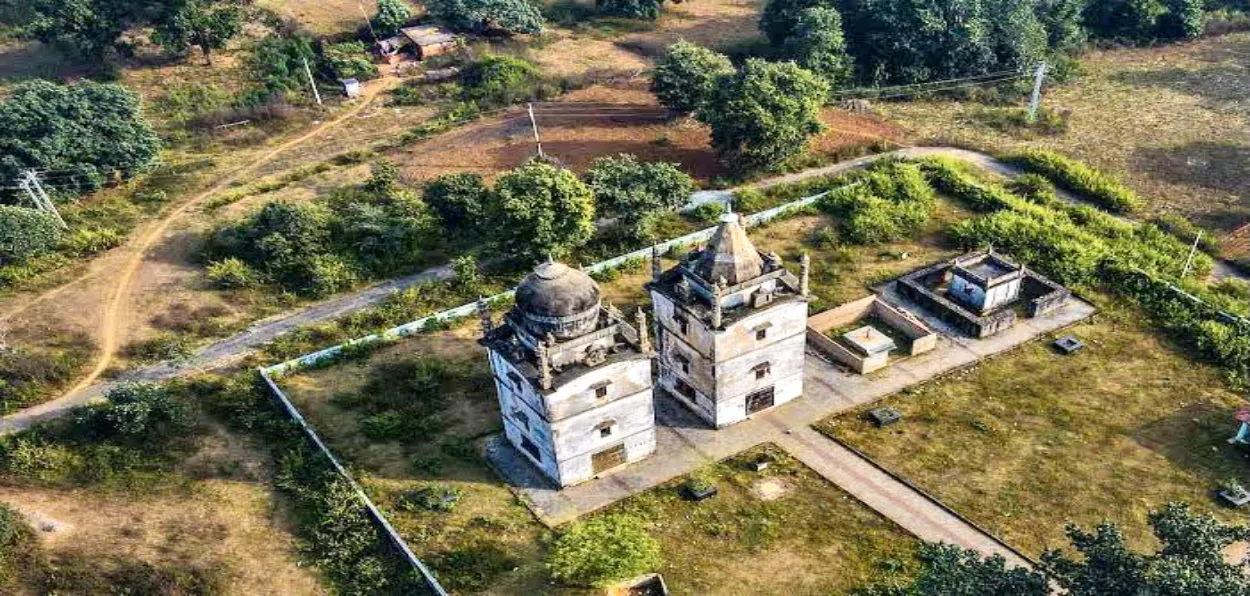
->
948, 251, 1025, 314
480, 262, 657, 488
647, 213, 811, 428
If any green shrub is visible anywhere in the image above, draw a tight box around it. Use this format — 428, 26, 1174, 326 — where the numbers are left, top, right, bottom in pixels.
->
302, 254, 360, 298
1009, 173, 1062, 207
57, 227, 124, 257
650, 41, 734, 115
322, 41, 380, 81
73, 382, 195, 444
125, 334, 194, 363
428, 0, 545, 34
1150, 213, 1221, 254
547, 514, 661, 587
0, 502, 44, 589
0, 206, 62, 263
1006, 149, 1142, 213
425, 173, 489, 230
429, 542, 518, 592
733, 188, 770, 213
597, 0, 665, 18
586, 154, 696, 242
818, 161, 935, 244
452, 255, 483, 295
691, 200, 727, 223
206, 257, 260, 289
460, 55, 543, 108
373, 0, 413, 36
398, 483, 464, 512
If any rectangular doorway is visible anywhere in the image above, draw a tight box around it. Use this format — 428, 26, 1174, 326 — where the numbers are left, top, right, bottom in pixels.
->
592, 443, 627, 474
746, 387, 776, 415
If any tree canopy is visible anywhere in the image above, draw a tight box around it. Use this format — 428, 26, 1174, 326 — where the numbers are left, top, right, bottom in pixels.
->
488, 160, 595, 260
372, 0, 413, 37
697, 58, 829, 172
651, 41, 735, 115
0, 80, 161, 200
150, 0, 243, 65
585, 154, 695, 242
779, 6, 854, 88
28, 0, 139, 65
427, 0, 544, 34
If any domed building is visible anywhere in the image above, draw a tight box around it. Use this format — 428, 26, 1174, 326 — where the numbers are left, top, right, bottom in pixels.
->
480, 261, 657, 488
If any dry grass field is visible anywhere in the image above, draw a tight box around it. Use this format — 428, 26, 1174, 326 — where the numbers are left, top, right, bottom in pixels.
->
822, 297, 1250, 557
0, 426, 325, 594
884, 33, 1250, 234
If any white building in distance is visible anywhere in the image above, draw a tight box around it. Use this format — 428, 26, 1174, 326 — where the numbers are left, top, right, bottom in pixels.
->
480, 262, 657, 488
647, 213, 810, 428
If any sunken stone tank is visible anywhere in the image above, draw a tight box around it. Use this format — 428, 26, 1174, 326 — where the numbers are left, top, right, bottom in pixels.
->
514, 262, 602, 340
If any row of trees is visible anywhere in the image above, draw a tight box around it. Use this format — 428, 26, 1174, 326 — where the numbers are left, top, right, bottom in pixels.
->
855, 503, 1250, 595
27, 0, 244, 67
207, 155, 694, 295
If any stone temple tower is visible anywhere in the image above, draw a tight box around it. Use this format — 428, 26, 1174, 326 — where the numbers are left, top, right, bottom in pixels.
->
647, 213, 810, 428
481, 261, 657, 488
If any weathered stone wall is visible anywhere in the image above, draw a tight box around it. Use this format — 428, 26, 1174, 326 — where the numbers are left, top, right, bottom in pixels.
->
897, 276, 1017, 339
807, 295, 877, 330
546, 358, 653, 421
1022, 274, 1072, 318
871, 300, 938, 355
807, 329, 885, 373
552, 387, 657, 486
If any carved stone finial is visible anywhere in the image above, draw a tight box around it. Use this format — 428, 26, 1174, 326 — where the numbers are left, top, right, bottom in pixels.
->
800, 253, 811, 298
651, 246, 663, 282
605, 302, 624, 321
536, 342, 553, 391
477, 296, 493, 337
635, 308, 652, 354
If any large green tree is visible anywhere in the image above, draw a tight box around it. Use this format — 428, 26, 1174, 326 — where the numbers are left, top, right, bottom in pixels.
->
779, 6, 854, 88
760, 0, 829, 46
1036, 0, 1088, 53
1044, 503, 1250, 595
150, 0, 243, 65
650, 41, 735, 115
0, 80, 160, 200
834, 0, 998, 84
427, 0, 544, 34
988, 0, 1049, 72
854, 543, 1048, 595
547, 514, 661, 587
487, 161, 595, 260
1084, 0, 1168, 42
697, 58, 828, 172
28, 0, 141, 65
372, 0, 412, 37
585, 154, 695, 242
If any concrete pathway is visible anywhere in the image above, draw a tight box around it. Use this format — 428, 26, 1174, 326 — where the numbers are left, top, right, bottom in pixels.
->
491, 288, 1095, 566
775, 425, 1031, 568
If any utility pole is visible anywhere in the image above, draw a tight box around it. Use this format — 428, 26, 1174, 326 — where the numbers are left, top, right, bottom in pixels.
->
18, 170, 67, 230
1027, 61, 1048, 124
527, 103, 545, 159
302, 56, 323, 106
358, 1, 378, 43
1182, 230, 1203, 278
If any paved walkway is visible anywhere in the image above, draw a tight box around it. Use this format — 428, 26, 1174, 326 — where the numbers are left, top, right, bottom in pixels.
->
490, 287, 1095, 565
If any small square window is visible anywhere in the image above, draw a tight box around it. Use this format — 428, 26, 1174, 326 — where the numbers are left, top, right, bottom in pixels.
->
595, 386, 609, 399
521, 436, 541, 461
756, 329, 768, 340
600, 425, 612, 438
676, 380, 696, 399
507, 372, 524, 391
754, 362, 771, 380
514, 409, 530, 430
674, 314, 689, 335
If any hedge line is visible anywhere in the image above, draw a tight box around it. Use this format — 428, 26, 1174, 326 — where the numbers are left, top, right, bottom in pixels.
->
1005, 149, 1142, 213
918, 157, 1250, 387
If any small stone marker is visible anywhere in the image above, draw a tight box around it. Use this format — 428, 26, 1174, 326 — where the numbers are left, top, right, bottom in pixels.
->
867, 407, 902, 428
684, 479, 718, 501
1218, 479, 1250, 508
752, 457, 771, 472
1054, 334, 1086, 355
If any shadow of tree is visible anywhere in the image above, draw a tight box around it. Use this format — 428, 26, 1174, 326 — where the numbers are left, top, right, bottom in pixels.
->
1111, 64, 1250, 115
1132, 401, 1249, 498
1133, 142, 1250, 228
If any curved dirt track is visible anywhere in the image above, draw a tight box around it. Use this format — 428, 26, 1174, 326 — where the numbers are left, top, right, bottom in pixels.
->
29, 76, 398, 402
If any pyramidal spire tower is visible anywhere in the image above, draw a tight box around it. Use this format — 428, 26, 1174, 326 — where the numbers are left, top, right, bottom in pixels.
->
646, 213, 810, 428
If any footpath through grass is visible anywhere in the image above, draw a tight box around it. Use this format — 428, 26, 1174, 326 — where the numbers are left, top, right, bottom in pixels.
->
820, 296, 1249, 556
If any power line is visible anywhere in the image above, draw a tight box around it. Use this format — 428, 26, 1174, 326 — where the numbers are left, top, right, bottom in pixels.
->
830, 69, 1026, 98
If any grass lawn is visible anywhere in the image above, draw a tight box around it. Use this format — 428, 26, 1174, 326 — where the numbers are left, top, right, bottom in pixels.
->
594, 443, 918, 595
883, 32, 1250, 233
819, 296, 1250, 557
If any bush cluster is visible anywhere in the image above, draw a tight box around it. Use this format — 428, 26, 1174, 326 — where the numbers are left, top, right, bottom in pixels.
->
0, 206, 62, 263
547, 514, 661, 587
206, 162, 441, 297
322, 41, 380, 82
818, 161, 935, 244
585, 154, 696, 243
1006, 149, 1142, 213
460, 55, 545, 108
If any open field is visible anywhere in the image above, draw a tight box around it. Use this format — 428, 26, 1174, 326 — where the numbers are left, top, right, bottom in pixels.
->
821, 296, 1250, 556
884, 32, 1250, 235
0, 425, 324, 594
